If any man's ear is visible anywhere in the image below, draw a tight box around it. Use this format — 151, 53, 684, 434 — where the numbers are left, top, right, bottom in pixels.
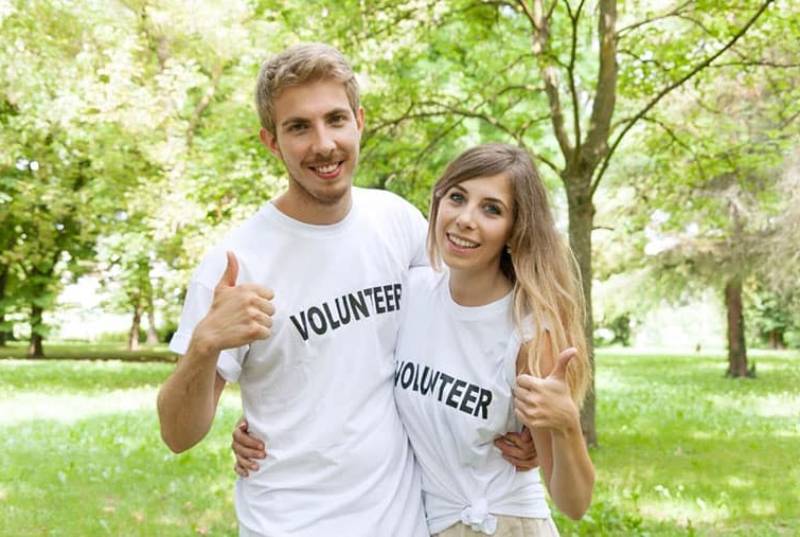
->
259, 128, 281, 158
355, 107, 365, 134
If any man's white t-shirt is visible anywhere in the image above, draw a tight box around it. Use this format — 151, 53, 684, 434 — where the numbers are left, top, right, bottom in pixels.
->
394, 267, 550, 535
170, 187, 429, 537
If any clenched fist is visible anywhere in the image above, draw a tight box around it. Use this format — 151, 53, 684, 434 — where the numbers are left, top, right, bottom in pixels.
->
193, 251, 275, 355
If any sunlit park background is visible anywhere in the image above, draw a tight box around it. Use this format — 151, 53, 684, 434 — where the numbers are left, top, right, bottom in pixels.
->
1, 0, 799, 535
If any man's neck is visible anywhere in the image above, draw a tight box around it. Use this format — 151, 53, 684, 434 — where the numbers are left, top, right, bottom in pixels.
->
273, 189, 353, 225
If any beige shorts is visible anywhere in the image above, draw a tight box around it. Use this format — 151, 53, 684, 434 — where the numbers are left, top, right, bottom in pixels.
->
433, 516, 560, 537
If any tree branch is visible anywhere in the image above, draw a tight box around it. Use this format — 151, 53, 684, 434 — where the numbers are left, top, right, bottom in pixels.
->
590, 0, 775, 196
580, 0, 617, 174
615, 0, 693, 37
565, 0, 586, 155
642, 115, 708, 181
529, 0, 574, 161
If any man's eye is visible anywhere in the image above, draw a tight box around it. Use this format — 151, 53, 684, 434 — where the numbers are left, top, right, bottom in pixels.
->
288, 124, 306, 132
330, 114, 346, 123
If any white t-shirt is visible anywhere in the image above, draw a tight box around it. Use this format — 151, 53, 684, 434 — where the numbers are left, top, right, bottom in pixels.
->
170, 187, 429, 537
394, 267, 550, 536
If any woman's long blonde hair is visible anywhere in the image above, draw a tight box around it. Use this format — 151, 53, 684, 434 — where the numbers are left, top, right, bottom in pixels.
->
427, 143, 590, 405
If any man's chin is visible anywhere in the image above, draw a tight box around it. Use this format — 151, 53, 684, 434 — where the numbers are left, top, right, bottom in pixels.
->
313, 183, 351, 206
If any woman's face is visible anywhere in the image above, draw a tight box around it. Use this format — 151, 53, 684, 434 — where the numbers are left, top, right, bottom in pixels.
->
434, 173, 514, 276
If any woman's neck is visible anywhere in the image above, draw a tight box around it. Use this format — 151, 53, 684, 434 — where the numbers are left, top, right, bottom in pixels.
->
448, 265, 513, 307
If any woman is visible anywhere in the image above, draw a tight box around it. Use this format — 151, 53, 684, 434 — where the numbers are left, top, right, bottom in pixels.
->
234, 144, 594, 536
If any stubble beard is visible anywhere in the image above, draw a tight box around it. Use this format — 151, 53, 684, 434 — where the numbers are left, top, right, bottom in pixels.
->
288, 167, 352, 207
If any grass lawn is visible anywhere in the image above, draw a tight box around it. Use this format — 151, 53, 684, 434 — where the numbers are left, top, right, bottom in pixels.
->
1, 348, 797, 536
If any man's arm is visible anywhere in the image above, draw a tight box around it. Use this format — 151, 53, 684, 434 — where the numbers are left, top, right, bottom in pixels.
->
157, 349, 227, 453
157, 251, 274, 453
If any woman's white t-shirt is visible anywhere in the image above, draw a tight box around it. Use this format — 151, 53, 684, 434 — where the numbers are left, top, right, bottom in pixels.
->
394, 266, 550, 535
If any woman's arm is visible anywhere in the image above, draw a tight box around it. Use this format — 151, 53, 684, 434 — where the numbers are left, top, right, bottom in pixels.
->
514, 338, 595, 519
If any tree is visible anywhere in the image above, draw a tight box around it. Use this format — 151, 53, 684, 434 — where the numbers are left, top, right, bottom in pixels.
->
346, 0, 785, 443
604, 45, 799, 375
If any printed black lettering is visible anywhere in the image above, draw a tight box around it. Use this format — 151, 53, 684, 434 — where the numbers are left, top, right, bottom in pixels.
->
373, 286, 386, 314
459, 384, 479, 414
438, 373, 454, 401
474, 388, 493, 420
322, 303, 341, 330
383, 284, 395, 311
446, 379, 467, 409
394, 361, 405, 386
363, 287, 373, 309
401, 362, 414, 389
290, 311, 310, 342
394, 283, 402, 310
419, 366, 433, 395
334, 296, 352, 325
349, 291, 369, 320
307, 307, 327, 335
412, 362, 420, 391
429, 371, 440, 396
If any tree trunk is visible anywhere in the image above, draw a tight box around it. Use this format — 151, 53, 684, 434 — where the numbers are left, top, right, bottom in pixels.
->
27, 303, 45, 358
566, 181, 597, 446
146, 290, 159, 345
146, 308, 158, 345
128, 303, 142, 351
0, 266, 8, 346
767, 329, 785, 350
724, 277, 748, 377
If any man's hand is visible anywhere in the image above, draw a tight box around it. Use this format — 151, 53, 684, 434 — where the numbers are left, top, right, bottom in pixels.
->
193, 251, 276, 355
513, 348, 581, 437
494, 427, 539, 470
232, 418, 267, 477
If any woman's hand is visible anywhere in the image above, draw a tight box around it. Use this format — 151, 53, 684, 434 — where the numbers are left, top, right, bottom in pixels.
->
513, 348, 580, 436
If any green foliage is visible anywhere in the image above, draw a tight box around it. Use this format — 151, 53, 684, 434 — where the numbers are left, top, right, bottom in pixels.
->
745, 285, 800, 349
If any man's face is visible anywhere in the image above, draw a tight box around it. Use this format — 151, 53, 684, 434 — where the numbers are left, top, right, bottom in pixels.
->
261, 79, 364, 212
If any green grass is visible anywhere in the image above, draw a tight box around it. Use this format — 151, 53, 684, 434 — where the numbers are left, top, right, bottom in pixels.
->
555, 350, 800, 536
0, 349, 797, 536
0, 341, 174, 363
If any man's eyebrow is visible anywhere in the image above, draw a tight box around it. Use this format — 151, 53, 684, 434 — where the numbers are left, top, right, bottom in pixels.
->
280, 116, 309, 128
325, 107, 351, 118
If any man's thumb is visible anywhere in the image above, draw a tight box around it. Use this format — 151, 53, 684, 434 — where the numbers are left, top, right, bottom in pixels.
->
218, 251, 239, 288
549, 347, 577, 381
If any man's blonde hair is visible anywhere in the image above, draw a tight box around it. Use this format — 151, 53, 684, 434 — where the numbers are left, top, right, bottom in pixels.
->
255, 43, 360, 136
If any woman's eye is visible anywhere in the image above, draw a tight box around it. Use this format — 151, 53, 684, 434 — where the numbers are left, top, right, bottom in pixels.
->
448, 192, 465, 203
484, 204, 501, 215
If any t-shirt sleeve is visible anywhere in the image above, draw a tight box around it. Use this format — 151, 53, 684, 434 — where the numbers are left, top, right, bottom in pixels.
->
168, 267, 249, 383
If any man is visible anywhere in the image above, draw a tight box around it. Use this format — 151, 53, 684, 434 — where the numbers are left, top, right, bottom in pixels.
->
158, 43, 533, 537
157, 42, 429, 537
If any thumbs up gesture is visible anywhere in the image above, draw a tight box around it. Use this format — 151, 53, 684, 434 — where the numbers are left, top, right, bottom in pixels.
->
513, 348, 580, 437
194, 251, 275, 355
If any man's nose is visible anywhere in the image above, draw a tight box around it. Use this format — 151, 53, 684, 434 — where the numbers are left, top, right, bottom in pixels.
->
311, 126, 336, 156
